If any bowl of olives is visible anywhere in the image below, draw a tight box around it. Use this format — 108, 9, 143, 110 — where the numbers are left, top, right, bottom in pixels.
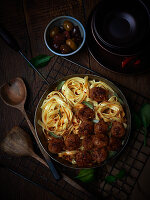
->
44, 16, 86, 56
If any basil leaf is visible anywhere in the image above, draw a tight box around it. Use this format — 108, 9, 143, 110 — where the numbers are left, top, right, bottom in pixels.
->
82, 101, 94, 110
114, 92, 123, 105
75, 169, 95, 183
114, 92, 118, 97
30, 55, 53, 68
140, 104, 150, 146
105, 169, 126, 183
58, 109, 62, 118
122, 139, 125, 146
115, 169, 126, 179
108, 151, 117, 158
118, 98, 124, 105
57, 81, 65, 91
48, 131, 62, 138
105, 175, 116, 183
108, 122, 112, 131
140, 104, 150, 126
92, 119, 99, 123
132, 111, 142, 130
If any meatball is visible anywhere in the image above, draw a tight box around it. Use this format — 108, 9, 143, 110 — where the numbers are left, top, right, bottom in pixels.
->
111, 121, 125, 138
94, 119, 108, 135
108, 137, 122, 151
92, 148, 108, 163
75, 151, 92, 167
92, 134, 108, 148
78, 106, 95, 121
64, 134, 80, 150
78, 121, 94, 137
89, 87, 107, 102
82, 136, 93, 150
48, 138, 64, 154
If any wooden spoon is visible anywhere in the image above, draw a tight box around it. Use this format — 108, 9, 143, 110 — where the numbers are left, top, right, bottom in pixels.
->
0, 126, 46, 166
0, 77, 60, 180
0, 126, 95, 199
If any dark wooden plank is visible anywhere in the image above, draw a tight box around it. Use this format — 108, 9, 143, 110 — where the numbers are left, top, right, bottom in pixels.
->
0, 0, 32, 135
0, 167, 60, 200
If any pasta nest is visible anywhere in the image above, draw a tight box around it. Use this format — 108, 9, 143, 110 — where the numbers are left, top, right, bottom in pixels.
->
39, 91, 73, 136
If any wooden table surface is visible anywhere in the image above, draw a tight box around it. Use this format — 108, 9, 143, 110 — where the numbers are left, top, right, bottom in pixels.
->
0, 0, 150, 199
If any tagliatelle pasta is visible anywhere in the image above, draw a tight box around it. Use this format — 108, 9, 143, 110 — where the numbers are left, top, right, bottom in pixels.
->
95, 97, 125, 123
89, 79, 114, 93
61, 76, 89, 106
38, 76, 127, 167
38, 91, 73, 136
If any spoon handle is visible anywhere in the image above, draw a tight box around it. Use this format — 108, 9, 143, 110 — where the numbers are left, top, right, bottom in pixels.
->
22, 109, 61, 180
31, 152, 96, 199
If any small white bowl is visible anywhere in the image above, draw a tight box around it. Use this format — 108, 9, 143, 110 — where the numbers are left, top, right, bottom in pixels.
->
44, 16, 86, 56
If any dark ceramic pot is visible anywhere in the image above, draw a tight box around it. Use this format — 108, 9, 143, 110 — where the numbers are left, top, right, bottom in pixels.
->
91, 0, 150, 56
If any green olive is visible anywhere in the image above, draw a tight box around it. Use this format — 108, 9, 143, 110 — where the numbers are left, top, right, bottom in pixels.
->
66, 39, 77, 51
63, 20, 73, 31
50, 26, 59, 38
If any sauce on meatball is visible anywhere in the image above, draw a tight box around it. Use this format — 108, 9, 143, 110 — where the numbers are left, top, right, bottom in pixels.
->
92, 148, 108, 163
82, 135, 93, 150
92, 134, 108, 148
89, 87, 107, 102
108, 137, 122, 151
78, 106, 95, 121
64, 134, 80, 150
111, 121, 125, 138
48, 137, 64, 154
94, 119, 108, 135
75, 151, 92, 167
78, 121, 94, 137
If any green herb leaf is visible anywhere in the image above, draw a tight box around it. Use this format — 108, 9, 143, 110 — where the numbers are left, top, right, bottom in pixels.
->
105, 175, 116, 183
108, 122, 112, 131
57, 81, 65, 91
82, 101, 94, 110
115, 169, 126, 179
132, 111, 142, 130
118, 98, 124, 105
122, 140, 125, 146
114, 92, 118, 97
75, 169, 95, 183
48, 131, 62, 138
140, 104, 150, 126
105, 169, 126, 183
30, 55, 53, 68
108, 151, 117, 158
58, 109, 62, 118
140, 104, 150, 146
92, 119, 99, 123
114, 92, 123, 105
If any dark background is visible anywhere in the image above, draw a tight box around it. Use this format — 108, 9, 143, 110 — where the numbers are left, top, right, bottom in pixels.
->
0, 0, 150, 199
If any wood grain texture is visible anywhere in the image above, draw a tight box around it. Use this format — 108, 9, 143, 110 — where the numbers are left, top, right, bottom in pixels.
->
0, 0, 150, 199
0, 167, 60, 200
